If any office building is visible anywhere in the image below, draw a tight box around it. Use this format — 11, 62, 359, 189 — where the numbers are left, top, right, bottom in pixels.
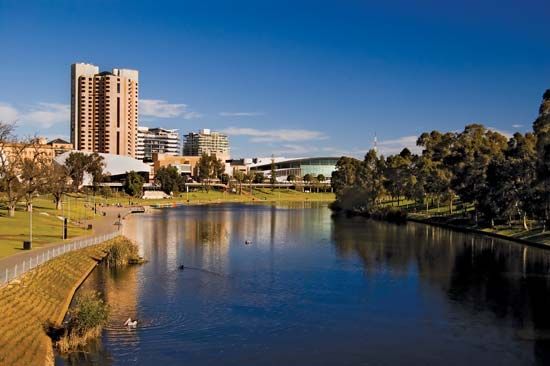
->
70, 63, 139, 157
136, 126, 180, 162
182, 129, 230, 161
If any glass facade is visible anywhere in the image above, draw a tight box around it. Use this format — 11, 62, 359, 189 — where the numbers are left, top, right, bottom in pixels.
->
251, 157, 339, 180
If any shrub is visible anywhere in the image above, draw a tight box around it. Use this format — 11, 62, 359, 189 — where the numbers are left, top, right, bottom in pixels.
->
56, 291, 108, 353
107, 237, 141, 266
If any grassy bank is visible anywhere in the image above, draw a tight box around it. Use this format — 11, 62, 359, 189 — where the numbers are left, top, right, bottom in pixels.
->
0, 195, 97, 258
104, 188, 335, 206
0, 236, 132, 366
0, 190, 333, 259
372, 197, 550, 247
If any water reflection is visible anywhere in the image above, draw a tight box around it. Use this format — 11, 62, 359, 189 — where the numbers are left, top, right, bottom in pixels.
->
59, 203, 550, 365
332, 216, 550, 365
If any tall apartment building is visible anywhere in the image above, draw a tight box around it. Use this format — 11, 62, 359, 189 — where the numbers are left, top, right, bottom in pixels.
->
182, 129, 230, 161
70, 63, 139, 157
136, 126, 180, 162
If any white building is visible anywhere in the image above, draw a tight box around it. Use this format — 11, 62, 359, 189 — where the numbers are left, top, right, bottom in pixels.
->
136, 126, 180, 162
55, 151, 152, 186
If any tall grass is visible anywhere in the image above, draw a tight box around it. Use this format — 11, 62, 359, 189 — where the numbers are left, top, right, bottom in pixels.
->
107, 237, 142, 266
55, 291, 109, 353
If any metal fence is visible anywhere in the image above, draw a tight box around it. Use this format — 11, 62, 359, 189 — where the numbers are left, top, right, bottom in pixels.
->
1, 231, 119, 285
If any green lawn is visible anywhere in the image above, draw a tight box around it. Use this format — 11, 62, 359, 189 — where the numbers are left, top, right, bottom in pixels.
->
0, 190, 334, 259
102, 188, 335, 206
0, 195, 93, 258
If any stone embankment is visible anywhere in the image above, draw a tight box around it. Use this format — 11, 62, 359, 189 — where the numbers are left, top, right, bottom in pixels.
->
0, 236, 131, 366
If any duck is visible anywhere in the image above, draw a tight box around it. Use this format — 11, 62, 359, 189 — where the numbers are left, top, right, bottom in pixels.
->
245, 240, 252, 245
124, 317, 137, 328
178, 264, 185, 270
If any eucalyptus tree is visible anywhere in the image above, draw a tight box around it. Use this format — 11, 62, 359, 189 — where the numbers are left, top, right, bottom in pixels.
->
533, 89, 550, 224
0, 122, 31, 216
155, 166, 184, 194
45, 162, 70, 210
417, 130, 456, 213
447, 124, 508, 221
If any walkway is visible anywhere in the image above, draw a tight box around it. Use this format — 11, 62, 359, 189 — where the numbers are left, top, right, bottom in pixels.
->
0, 206, 134, 283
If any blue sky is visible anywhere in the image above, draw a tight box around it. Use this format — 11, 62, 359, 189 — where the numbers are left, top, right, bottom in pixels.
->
1, 0, 549, 158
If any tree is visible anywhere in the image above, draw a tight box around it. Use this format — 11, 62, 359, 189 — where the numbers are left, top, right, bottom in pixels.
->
0, 122, 30, 216
270, 158, 277, 187
20, 145, 49, 212
317, 174, 326, 182
447, 124, 507, 222
65, 152, 90, 191
45, 163, 70, 210
331, 157, 360, 196
331, 150, 386, 213
197, 153, 225, 191
124, 171, 144, 197
233, 170, 245, 194
417, 130, 456, 213
303, 173, 313, 183
87, 153, 106, 192
253, 172, 265, 183
287, 174, 297, 183
533, 89, 550, 225
220, 173, 230, 185
155, 166, 184, 194
65, 152, 105, 191
384, 149, 413, 206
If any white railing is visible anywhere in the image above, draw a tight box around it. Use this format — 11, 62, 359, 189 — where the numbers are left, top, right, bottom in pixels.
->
1, 231, 119, 285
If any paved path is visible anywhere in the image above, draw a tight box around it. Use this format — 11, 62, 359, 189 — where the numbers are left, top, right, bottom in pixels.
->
0, 206, 134, 282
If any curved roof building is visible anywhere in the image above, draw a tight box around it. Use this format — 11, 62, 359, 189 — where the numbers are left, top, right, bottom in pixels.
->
249, 157, 339, 181
55, 151, 151, 185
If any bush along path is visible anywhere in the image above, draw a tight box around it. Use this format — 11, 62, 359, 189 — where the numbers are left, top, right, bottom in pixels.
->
0, 236, 140, 366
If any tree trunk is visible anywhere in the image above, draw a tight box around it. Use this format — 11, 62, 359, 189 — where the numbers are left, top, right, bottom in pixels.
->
523, 213, 529, 231
27, 202, 32, 212
56, 197, 62, 210
449, 195, 453, 215
8, 205, 15, 217
426, 199, 429, 214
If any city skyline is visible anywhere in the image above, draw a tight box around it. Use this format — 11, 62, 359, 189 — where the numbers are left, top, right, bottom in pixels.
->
1, 1, 550, 158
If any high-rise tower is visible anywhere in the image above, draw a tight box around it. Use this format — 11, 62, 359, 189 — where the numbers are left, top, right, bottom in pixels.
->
70, 63, 139, 157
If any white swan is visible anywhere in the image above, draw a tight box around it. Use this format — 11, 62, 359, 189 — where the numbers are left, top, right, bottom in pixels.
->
124, 317, 137, 328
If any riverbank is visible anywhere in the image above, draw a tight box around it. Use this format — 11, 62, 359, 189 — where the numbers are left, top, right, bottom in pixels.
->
407, 213, 550, 250
0, 190, 334, 259
106, 188, 335, 206
0, 236, 128, 366
0, 195, 96, 258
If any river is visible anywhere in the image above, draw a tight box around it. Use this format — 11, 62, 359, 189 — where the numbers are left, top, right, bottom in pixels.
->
57, 202, 550, 365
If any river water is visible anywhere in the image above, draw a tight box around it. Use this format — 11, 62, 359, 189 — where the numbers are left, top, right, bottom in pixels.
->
57, 202, 550, 365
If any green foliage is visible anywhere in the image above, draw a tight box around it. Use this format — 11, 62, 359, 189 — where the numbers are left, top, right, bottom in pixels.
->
155, 166, 184, 194
66, 291, 109, 337
123, 171, 144, 197
253, 172, 265, 183
107, 238, 140, 266
197, 153, 225, 191
65, 152, 105, 191
287, 174, 297, 182
331, 112, 545, 227
99, 185, 113, 197
270, 159, 277, 185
